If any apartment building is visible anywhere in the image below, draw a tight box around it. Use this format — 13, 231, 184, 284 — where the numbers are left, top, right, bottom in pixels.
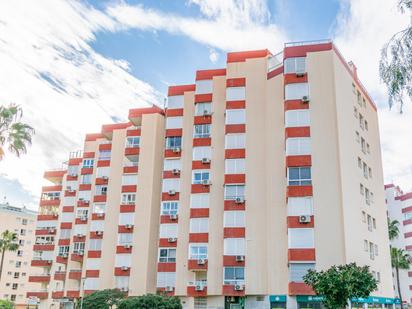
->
385, 184, 412, 306
0, 203, 37, 308
29, 40, 396, 309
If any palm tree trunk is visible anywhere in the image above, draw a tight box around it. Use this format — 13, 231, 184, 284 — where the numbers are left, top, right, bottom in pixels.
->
396, 266, 403, 309
0, 249, 5, 282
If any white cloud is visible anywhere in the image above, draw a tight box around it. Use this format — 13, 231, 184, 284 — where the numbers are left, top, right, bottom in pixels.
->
0, 0, 161, 209
333, 0, 412, 190
208, 48, 219, 63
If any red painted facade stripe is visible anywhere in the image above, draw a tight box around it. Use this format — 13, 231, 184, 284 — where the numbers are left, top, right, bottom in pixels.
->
163, 171, 181, 178
116, 245, 133, 254
222, 285, 245, 296
72, 235, 86, 242
93, 195, 107, 203
58, 239, 70, 246
33, 244, 55, 251
85, 133, 105, 142
227, 49, 270, 63
80, 168, 93, 175
162, 192, 180, 201
68, 158, 82, 165
79, 184, 92, 191
39, 199, 60, 207
64, 190, 76, 197
194, 115, 212, 125
95, 177, 108, 185
188, 259, 208, 271
284, 43, 333, 58
224, 200, 245, 211
267, 66, 284, 80
91, 213, 105, 220
288, 248, 316, 261
194, 93, 213, 103
164, 149, 182, 158
126, 129, 141, 136
60, 222, 72, 229
70, 253, 83, 262
101, 122, 131, 135
287, 216, 315, 228
284, 100, 310, 111
42, 185, 63, 192
189, 233, 209, 243
398, 193, 412, 201
403, 219, 412, 226
86, 270, 99, 278
54, 272, 66, 281
159, 238, 177, 247
157, 262, 176, 272
166, 108, 184, 117
98, 143, 112, 151
402, 205, 412, 213
187, 286, 208, 297
128, 106, 164, 119
192, 161, 211, 170
226, 78, 246, 87
191, 184, 211, 194
124, 147, 140, 156
44, 170, 66, 179
193, 138, 211, 147
123, 166, 138, 174
168, 84, 195, 96
35, 229, 56, 236
223, 255, 245, 267
87, 251, 101, 258
287, 186, 313, 197
225, 124, 246, 134
160, 215, 179, 224
122, 185, 137, 193
196, 68, 226, 80
288, 282, 315, 296
224, 174, 246, 184
225, 149, 245, 159
285, 127, 310, 138
190, 208, 209, 218
226, 100, 246, 109
37, 214, 58, 221
114, 267, 130, 276
89, 232, 103, 239
83, 152, 95, 158
284, 73, 308, 84
77, 200, 90, 207
97, 160, 110, 167
66, 175, 78, 181
118, 225, 134, 233
68, 271, 81, 280
165, 129, 183, 137
66, 290, 80, 298
224, 228, 245, 238
405, 232, 412, 238
62, 206, 74, 213
286, 155, 312, 167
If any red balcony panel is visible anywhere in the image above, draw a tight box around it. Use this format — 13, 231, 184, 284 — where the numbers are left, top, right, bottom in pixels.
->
44, 170, 66, 180
222, 285, 245, 296
83, 152, 95, 159
66, 290, 80, 298
187, 286, 207, 297
190, 208, 209, 218
225, 124, 246, 134
192, 160, 211, 170
225, 149, 245, 159
86, 270, 99, 278
84, 290, 97, 296
127, 129, 141, 137
36, 229, 57, 236
54, 272, 66, 281
226, 100, 246, 109
101, 123, 131, 137
284, 42, 332, 58
286, 155, 312, 167
157, 287, 175, 297
189, 233, 208, 243
68, 158, 82, 165
52, 291, 64, 299
69, 271, 82, 280
284, 73, 308, 84
288, 282, 315, 295
404, 219, 412, 225
284, 100, 310, 111
195, 93, 213, 103
285, 127, 310, 138
39, 199, 60, 207
226, 78, 246, 87
31, 259, 52, 267
33, 244, 55, 251
405, 232, 412, 238
77, 200, 90, 207
85, 133, 104, 142
406, 245, 412, 251
160, 215, 179, 224
193, 138, 211, 147
227, 49, 270, 63
168, 84, 195, 96
157, 262, 176, 272
120, 204, 136, 213
42, 185, 62, 192
123, 166, 138, 174
60, 222, 72, 229
288, 249, 316, 261
75, 218, 88, 225
165, 149, 181, 158
287, 186, 313, 197
224, 174, 245, 184
62, 206, 74, 213
56, 256, 68, 264
81, 168, 93, 175
162, 192, 180, 201
196, 68, 226, 80
165, 109, 184, 117
194, 115, 212, 125
191, 184, 210, 194
29, 275, 51, 283
58, 239, 70, 246
79, 184, 92, 191
287, 216, 315, 228
267, 66, 284, 80
224, 200, 245, 211
118, 225, 134, 233
116, 245, 133, 254
89, 232, 103, 239
124, 147, 140, 156
188, 259, 208, 271
91, 213, 105, 220
223, 255, 245, 267
71, 253, 84, 262
73, 235, 85, 242
122, 185, 137, 193
93, 195, 107, 203
99, 143, 112, 151
37, 214, 58, 221
165, 129, 183, 137
163, 171, 180, 178
224, 228, 245, 238
159, 238, 177, 247
128, 106, 164, 119
27, 292, 48, 299
87, 250, 101, 258
64, 190, 76, 197
114, 267, 130, 276
97, 160, 110, 167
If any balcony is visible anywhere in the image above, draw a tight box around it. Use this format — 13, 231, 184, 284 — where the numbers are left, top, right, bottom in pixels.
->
33, 244, 55, 251
37, 214, 59, 221
42, 185, 63, 192
27, 290, 48, 299
187, 281, 207, 297
39, 199, 60, 207
29, 274, 51, 283
68, 269, 82, 280
52, 291, 65, 299
54, 271, 66, 281
124, 146, 139, 161
188, 259, 208, 271
222, 282, 246, 296
31, 259, 53, 267
71, 251, 84, 262
66, 290, 80, 298
128, 106, 163, 125
44, 169, 66, 184
35, 228, 56, 235
288, 282, 314, 295
101, 123, 130, 140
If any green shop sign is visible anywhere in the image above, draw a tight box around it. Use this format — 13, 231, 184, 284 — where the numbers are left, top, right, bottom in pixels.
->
296, 296, 325, 302
269, 295, 287, 302
296, 295, 400, 305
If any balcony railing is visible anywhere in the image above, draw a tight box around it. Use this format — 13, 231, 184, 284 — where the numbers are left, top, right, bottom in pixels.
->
285, 39, 332, 47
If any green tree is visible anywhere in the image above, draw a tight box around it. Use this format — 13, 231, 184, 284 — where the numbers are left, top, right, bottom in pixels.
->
79, 289, 125, 309
118, 294, 182, 309
379, 0, 412, 112
0, 230, 19, 281
0, 104, 34, 160
0, 299, 14, 309
388, 218, 400, 240
391, 247, 410, 308
303, 263, 377, 309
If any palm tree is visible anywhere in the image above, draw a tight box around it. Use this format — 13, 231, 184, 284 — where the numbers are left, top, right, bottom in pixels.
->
0, 230, 19, 281
391, 247, 410, 308
388, 218, 400, 240
0, 104, 34, 160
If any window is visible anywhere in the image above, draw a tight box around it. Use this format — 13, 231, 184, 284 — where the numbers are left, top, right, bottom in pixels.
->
195, 80, 213, 94
224, 267, 244, 285
195, 102, 212, 116
289, 263, 315, 282
76, 209, 88, 219
363, 162, 368, 179
67, 165, 79, 176
367, 143, 370, 153
93, 203, 106, 214
359, 114, 364, 129
358, 157, 362, 169
165, 136, 182, 149
285, 83, 309, 100
73, 242, 85, 253
22, 219, 27, 225
162, 179, 180, 192
95, 185, 108, 195
119, 213, 134, 225
83, 159, 94, 168
362, 211, 366, 222
284, 57, 306, 74
373, 218, 376, 229
287, 197, 313, 216
357, 91, 362, 106
161, 202, 179, 215
365, 120, 368, 131
115, 254, 131, 267
189, 244, 208, 260
84, 278, 99, 290
121, 193, 136, 205
159, 224, 178, 238
115, 276, 129, 289
98, 150, 111, 160
364, 240, 369, 252
193, 147, 211, 161
122, 174, 137, 185
367, 215, 372, 231
361, 138, 366, 153
190, 218, 209, 233
225, 109, 246, 125
224, 238, 245, 256
288, 167, 311, 186
126, 137, 140, 148
369, 242, 375, 259
226, 87, 245, 101
374, 244, 378, 256
192, 171, 210, 184
368, 167, 372, 178
190, 194, 210, 209
158, 248, 176, 262
166, 117, 183, 129
365, 188, 370, 205
225, 159, 245, 174
194, 124, 211, 138
167, 95, 184, 109
356, 131, 360, 142
60, 229, 71, 239
354, 106, 358, 118
58, 246, 69, 256
225, 133, 246, 149
286, 138, 311, 155
80, 174, 92, 184
224, 211, 245, 227
118, 233, 133, 245
285, 110, 310, 127
360, 183, 364, 195
224, 185, 245, 200
163, 159, 181, 171
12, 284, 17, 290
156, 272, 176, 288
288, 228, 314, 248
88, 239, 102, 251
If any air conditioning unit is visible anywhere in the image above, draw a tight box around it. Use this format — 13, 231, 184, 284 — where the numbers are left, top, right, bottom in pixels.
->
296, 72, 305, 77
165, 286, 174, 292
125, 224, 134, 229
172, 169, 180, 175
120, 287, 129, 292
80, 217, 87, 221
197, 258, 206, 265
168, 237, 177, 243
102, 176, 109, 180
234, 285, 244, 291
62, 253, 68, 258
203, 110, 212, 116
169, 214, 178, 220
78, 198, 84, 201
78, 251, 84, 256
235, 255, 245, 262
201, 179, 211, 186
121, 266, 129, 271
302, 96, 310, 103
201, 158, 211, 164
124, 244, 132, 249
168, 190, 176, 196
47, 260, 53, 264
96, 213, 104, 218
299, 215, 311, 223
76, 233, 84, 237
69, 173, 77, 177
96, 231, 103, 236
48, 228, 56, 234
53, 213, 58, 217
66, 186, 72, 191
235, 197, 245, 204
195, 285, 204, 291
172, 147, 181, 153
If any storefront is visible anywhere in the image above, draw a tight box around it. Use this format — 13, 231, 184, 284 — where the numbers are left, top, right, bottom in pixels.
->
269, 295, 287, 308
296, 296, 325, 309
350, 296, 401, 308
224, 296, 245, 309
